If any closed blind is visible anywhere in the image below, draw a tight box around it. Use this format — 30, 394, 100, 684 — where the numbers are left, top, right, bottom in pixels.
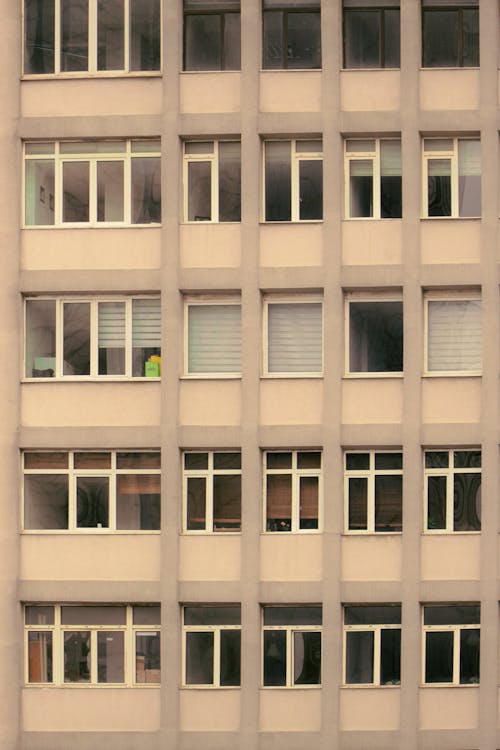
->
132, 298, 161, 347
380, 140, 402, 176
428, 300, 481, 372
184, 0, 239, 9
458, 140, 480, 176
98, 302, 125, 347
268, 302, 322, 373
188, 304, 241, 373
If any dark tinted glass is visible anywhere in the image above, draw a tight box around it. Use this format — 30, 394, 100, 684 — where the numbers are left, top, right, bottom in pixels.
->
263, 630, 286, 685
294, 631, 321, 684
25, 0, 55, 73
262, 11, 283, 69
348, 477, 367, 530
427, 475, 447, 530
265, 142, 291, 221
213, 474, 241, 531
184, 14, 221, 70
286, 11, 321, 69
219, 142, 241, 222
460, 628, 480, 684
344, 10, 380, 68
299, 160, 322, 219
384, 9, 400, 67
454, 450, 481, 468
349, 302, 403, 373
423, 10, 458, 67
61, 0, 89, 71
184, 606, 241, 625
425, 451, 449, 469
424, 605, 480, 626
263, 606, 322, 626
380, 628, 401, 684
185, 453, 209, 470
375, 452, 402, 470
345, 605, 401, 625
346, 453, 370, 470
375, 475, 402, 532
186, 631, 213, 684
425, 631, 453, 683
453, 473, 481, 531
462, 8, 479, 66
346, 631, 374, 684
220, 629, 241, 686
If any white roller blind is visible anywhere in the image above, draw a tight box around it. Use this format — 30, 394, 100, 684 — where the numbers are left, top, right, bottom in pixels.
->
458, 140, 480, 176
350, 159, 373, 177
427, 300, 481, 372
132, 298, 161, 347
98, 302, 125, 348
188, 304, 241, 373
380, 140, 401, 176
268, 302, 322, 373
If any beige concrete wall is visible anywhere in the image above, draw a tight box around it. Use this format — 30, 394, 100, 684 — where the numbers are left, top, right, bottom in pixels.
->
260, 534, 322, 581
260, 380, 323, 425
419, 687, 479, 730
180, 224, 241, 268
419, 69, 480, 110
179, 380, 241, 425
259, 689, 321, 731
341, 536, 401, 581
260, 71, 322, 112
421, 535, 480, 580
422, 378, 481, 424
342, 221, 402, 266
179, 690, 240, 731
420, 220, 481, 264
342, 380, 403, 424
339, 688, 400, 730
179, 72, 240, 113
340, 70, 400, 111
178, 536, 241, 581
260, 223, 323, 267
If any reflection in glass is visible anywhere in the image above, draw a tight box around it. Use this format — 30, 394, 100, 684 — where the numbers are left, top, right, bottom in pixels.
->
61, 0, 89, 71
97, 161, 124, 221
265, 142, 291, 221
131, 157, 161, 223
460, 628, 480, 684
28, 632, 53, 682
25, 160, 55, 225
188, 161, 211, 221
24, 474, 69, 530
97, 631, 124, 683
26, 299, 56, 377
427, 158, 451, 216
427, 475, 447, 530
294, 631, 321, 684
349, 301, 403, 372
454, 472, 481, 531
375, 475, 402, 532
346, 630, 373, 684
24, 0, 55, 73
219, 142, 241, 222
213, 474, 241, 531
263, 630, 286, 686
350, 159, 373, 217
62, 161, 90, 222
348, 477, 367, 530
63, 303, 90, 375
64, 631, 91, 682
220, 629, 241, 686
130, 0, 160, 70
76, 476, 109, 528
97, 0, 124, 70
266, 474, 292, 531
116, 474, 161, 530
187, 477, 206, 530
380, 629, 401, 684
135, 632, 160, 683
186, 631, 213, 684
299, 160, 322, 219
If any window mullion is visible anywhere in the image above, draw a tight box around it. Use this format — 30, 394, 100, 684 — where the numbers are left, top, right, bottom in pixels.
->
212, 149, 218, 222
91, 630, 98, 684
373, 144, 381, 219
451, 141, 459, 217
373, 627, 381, 685
287, 628, 293, 686
124, 0, 130, 72
124, 149, 131, 224
90, 301, 99, 376
89, 0, 97, 72
453, 627, 460, 684
54, 0, 61, 74
214, 629, 221, 686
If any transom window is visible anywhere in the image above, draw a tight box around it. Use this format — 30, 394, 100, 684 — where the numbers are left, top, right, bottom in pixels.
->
262, 606, 322, 687
344, 605, 401, 686
264, 450, 322, 532
344, 451, 403, 533
264, 297, 323, 376
424, 449, 481, 533
422, 137, 481, 218
25, 296, 161, 379
423, 604, 480, 685
343, 1, 400, 69
346, 294, 403, 375
185, 298, 242, 376
425, 293, 482, 374
264, 139, 323, 222
183, 606, 241, 687
24, 140, 161, 227
344, 139, 402, 219
24, 0, 161, 75
422, 1, 479, 68
183, 141, 241, 222
25, 604, 161, 686
183, 451, 241, 532
183, 0, 240, 71
23, 450, 161, 531
262, 0, 321, 69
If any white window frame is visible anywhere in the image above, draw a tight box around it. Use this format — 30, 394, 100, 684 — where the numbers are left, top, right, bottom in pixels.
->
182, 608, 241, 688
22, 0, 162, 77
262, 609, 322, 688
24, 604, 160, 687
23, 140, 161, 228
263, 450, 323, 533
183, 296, 242, 378
24, 295, 160, 380
263, 295, 324, 378
343, 608, 401, 687
422, 605, 480, 686
344, 449, 403, 534
182, 140, 240, 223
422, 137, 480, 219
22, 450, 161, 533
344, 137, 401, 219
262, 139, 323, 223
423, 448, 481, 533
182, 451, 242, 534
344, 292, 403, 378
423, 291, 482, 376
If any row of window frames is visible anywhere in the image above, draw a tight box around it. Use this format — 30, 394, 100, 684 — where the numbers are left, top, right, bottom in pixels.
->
25, 603, 481, 688
23, 0, 480, 75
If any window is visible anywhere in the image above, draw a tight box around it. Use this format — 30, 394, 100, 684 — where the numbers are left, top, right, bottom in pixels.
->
24, 140, 161, 227
264, 451, 322, 532
185, 298, 241, 376
425, 294, 482, 374
422, 1, 479, 68
263, 606, 321, 687
423, 604, 480, 685
344, 605, 401, 686
183, 0, 240, 71
183, 452, 241, 532
424, 449, 481, 532
23, 451, 161, 531
183, 141, 241, 222
183, 606, 241, 687
344, 451, 403, 533
24, 0, 160, 75
346, 295, 403, 374
25, 604, 160, 685
422, 137, 481, 218
264, 140, 323, 221
262, 0, 321, 69
25, 296, 161, 379
343, 1, 400, 69
344, 139, 402, 219
264, 297, 323, 376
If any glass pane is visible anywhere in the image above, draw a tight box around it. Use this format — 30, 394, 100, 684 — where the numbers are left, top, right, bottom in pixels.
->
383, 9, 400, 67
425, 631, 453, 683
28, 632, 53, 682
184, 606, 241, 626
213, 452, 241, 470
422, 10, 458, 67
346, 452, 369, 470
186, 631, 214, 684
428, 160, 451, 216
64, 631, 91, 682
294, 631, 321, 684
24, 475, 68, 530
188, 304, 242, 375
380, 140, 402, 218
425, 451, 449, 469
117, 452, 161, 469
427, 475, 447, 530
97, 631, 124, 683
25, 452, 68, 469
97, 0, 124, 70
136, 632, 160, 683
60, 0, 89, 71
223, 12, 240, 69
424, 605, 480, 626
130, 0, 160, 70
187, 476, 206, 530
24, 0, 55, 73
132, 297, 161, 377
220, 629, 241, 686
76, 476, 109, 528
62, 161, 89, 222
349, 301, 403, 372
458, 139, 481, 217
74, 452, 111, 469
213, 475, 241, 531
266, 452, 292, 469
265, 141, 291, 221
187, 161, 212, 221
462, 8, 479, 67
348, 477, 367, 530
263, 630, 286, 685
345, 605, 401, 625
131, 157, 161, 223
427, 299, 482, 372
263, 606, 322, 626
375, 475, 402, 532
262, 10, 283, 69
454, 450, 481, 468
375, 453, 402, 470
185, 142, 214, 155
63, 303, 90, 375
98, 301, 125, 375
26, 299, 56, 377
454, 472, 481, 531
25, 160, 55, 225
287, 11, 321, 69
266, 474, 292, 532
97, 161, 124, 222
25, 606, 55, 625
116, 474, 160, 530
131, 139, 161, 153
133, 605, 161, 624
346, 631, 374, 684
297, 451, 321, 469
184, 452, 208, 470
219, 141, 241, 222
349, 160, 373, 217
184, 14, 221, 70
344, 10, 380, 69
380, 629, 401, 685
460, 628, 480, 684
62, 605, 127, 625
299, 159, 322, 219
299, 476, 318, 530
60, 140, 126, 154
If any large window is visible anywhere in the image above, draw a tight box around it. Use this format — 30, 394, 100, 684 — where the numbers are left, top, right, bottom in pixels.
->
262, 606, 322, 687
25, 604, 161, 685
264, 297, 323, 376
344, 451, 403, 533
183, 452, 241, 532
425, 294, 482, 374
423, 604, 480, 685
183, 141, 241, 222
346, 295, 403, 375
25, 296, 161, 379
263, 0, 321, 69
185, 298, 242, 376
422, 137, 481, 218
422, 1, 479, 68
343, 1, 400, 69
264, 139, 323, 221
264, 451, 322, 532
23, 451, 161, 531
24, 140, 161, 227
345, 139, 402, 219
24, 0, 160, 75
344, 605, 401, 686
424, 449, 481, 532
184, 0, 240, 70
183, 606, 241, 687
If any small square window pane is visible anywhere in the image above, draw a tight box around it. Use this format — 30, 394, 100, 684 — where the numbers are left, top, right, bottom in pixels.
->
25, 606, 55, 625
375, 452, 402, 470
133, 605, 161, 625
454, 450, 481, 468
425, 451, 449, 469
297, 451, 321, 469
266, 452, 292, 469
213, 452, 241, 470
346, 452, 369, 470
185, 453, 209, 470
116, 474, 160, 530
117, 451, 161, 469
74, 452, 111, 469
25, 452, 68, 469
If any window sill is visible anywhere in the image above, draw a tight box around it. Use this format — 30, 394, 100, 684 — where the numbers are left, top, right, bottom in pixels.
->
420, 216, 481, 221
420, 682, 479, 688
25, 683, 160, 689
22, 223, 161, 230
260, 68, 322, 73
343, 373, 403, 379
341, 67, 400, 72
180, 685, 240, 690
420, 66, 479, 71
262, 373, 323, 380
261, 530, 322, 536
343, 217, 402, 222
260, 684, 321, 690
181, 374, 241, 380
21, 71, 162, 81
260, 220, 323, 225
22, 377, 161, 383
22, 530, 161, 535
342, 531, 402, 537
182, 221, 241, 225
181, 69, 241, 75
422, 372, 482, 378
341, 683, 400, 689
181, 531, 241, 536
423, 531, 481, 536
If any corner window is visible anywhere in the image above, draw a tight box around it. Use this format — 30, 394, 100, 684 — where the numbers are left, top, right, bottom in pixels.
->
183, 141, 241, 222
425, 294, 482, 374
344, 605, 401, 686
183, 452, 241, 532
345, 139, 402, 219
422, 137, 481, 218
183, 606, 241, 687
185, 298, 242, 376
263, 0, 321, 69
346, 295, 403, 375
264, 450, 322, 532
424, 449, 481, 532
183, 0, 240, 71
24, 140, 161, 227
422, 1, 479, 68
262, 606, 322, 687
25, 296, 161, 379
344, 451, 403, 533
23, 451, 161, 531
264, 297, 323, 376
25, 604, 161, 685
24, 0, 160, 75
264, 139, 323, 221
423, 604, 480, 685
343, 1, 400, 69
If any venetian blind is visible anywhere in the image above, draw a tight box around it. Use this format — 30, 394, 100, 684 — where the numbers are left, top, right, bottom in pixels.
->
427, 300, 481, 372
268, 302, 322, 373
132, 298, 161, 348
188, 304, 242, 373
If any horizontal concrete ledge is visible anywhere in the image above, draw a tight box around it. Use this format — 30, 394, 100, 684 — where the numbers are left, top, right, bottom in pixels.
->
341, 266, 404, 289
341, 582, 402, 602
19, 426, 161, 448
258, 425, 323, 447
178, 267, 243, 292
20, 269, 161, 294
179, 426, 243, 448
418, 728, 480, 750
419, 580, 481, 601
179, 113, 241, 138
259, 267, 325, 292
18, 114, 162, 139
419, 264, 482, 288
179, 732, 241, 750
23, 732, 161, 750
19, 580, 161, 602
260, 732, 322, 750
421, 424, 482, 445
341, 424, 403, 446
339, 731, 401, 750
